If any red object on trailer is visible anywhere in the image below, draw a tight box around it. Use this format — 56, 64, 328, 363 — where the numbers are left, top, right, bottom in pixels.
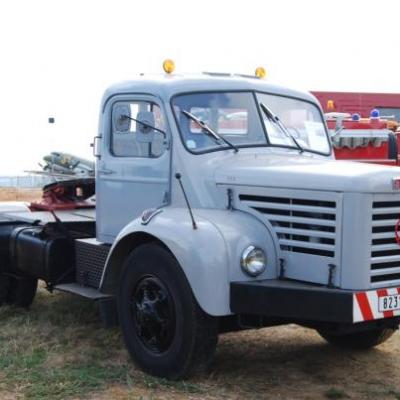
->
29, 179, 95, 211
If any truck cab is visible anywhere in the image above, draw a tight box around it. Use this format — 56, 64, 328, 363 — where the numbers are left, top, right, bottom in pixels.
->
0, 63, 399, 380
96, 74, 331, 242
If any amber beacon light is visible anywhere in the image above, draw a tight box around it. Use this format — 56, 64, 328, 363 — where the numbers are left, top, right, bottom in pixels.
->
163, 59, 175, 74
255, 66, 266, 79
327, 99, 335, 111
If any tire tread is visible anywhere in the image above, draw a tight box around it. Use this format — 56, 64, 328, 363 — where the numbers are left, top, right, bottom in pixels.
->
318, 327, 396, 349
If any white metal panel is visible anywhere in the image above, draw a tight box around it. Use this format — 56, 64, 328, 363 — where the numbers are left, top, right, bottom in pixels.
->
96, 94, 171, 242
341, 193, 372, 290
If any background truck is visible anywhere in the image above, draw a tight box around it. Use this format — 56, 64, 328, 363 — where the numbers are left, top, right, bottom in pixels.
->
312, 91, 400, 121
1, 63, 400, 380
312, 91, 400, 166
325, 110, 400, 166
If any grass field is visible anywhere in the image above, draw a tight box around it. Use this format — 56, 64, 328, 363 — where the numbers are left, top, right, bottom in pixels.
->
0, 288, 399, 400
0, 187, 42, 202
0, 189, 399, 400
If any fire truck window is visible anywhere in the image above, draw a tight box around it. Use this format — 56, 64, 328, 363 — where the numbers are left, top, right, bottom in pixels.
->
377, 107, 400, 122
111, 102, 166, 158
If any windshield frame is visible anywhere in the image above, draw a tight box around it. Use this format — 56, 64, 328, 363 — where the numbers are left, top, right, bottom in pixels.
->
170, 89, 332, 156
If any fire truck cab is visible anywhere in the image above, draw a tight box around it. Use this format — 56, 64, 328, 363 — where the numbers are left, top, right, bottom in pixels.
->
0, 63, 400, 379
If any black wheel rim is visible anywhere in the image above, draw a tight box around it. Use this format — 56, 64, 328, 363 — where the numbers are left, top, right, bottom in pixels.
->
131, 275, 176, 354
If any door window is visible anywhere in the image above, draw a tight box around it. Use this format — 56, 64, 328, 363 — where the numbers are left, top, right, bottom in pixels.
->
111, 101, 166, 158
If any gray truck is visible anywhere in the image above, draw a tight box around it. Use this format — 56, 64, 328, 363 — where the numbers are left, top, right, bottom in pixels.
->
0, 64, 399, 379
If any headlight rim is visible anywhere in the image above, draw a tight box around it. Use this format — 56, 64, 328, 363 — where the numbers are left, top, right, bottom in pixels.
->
240, 245, 267, 277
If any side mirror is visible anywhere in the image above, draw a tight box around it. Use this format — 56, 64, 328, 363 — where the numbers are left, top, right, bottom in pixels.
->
136, 111, 156, 143
114, 104, 131, 132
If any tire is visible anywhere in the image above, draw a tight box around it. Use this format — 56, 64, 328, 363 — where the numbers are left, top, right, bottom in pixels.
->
318, 327, 396, 349
0, 273, 10, 306
118, 243, 218, 380
6, 276, 38, 308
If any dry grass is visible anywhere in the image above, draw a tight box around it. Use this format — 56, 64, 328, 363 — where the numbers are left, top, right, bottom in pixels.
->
0, 187, 42, 202
0, 287, 399, 400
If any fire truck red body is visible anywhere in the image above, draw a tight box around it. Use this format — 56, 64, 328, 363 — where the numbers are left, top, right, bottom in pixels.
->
312, 91, 400, 120
312, 91, 400, 166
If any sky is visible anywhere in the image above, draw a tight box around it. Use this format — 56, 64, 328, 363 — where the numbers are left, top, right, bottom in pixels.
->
0, 0, 399, 174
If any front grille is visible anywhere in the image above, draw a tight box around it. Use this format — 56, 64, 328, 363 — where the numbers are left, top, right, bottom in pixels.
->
239, 194, 337, 258
371, 198, 400, 287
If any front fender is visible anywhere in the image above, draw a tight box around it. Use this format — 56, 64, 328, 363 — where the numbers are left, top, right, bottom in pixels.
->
100, 207, 276, 316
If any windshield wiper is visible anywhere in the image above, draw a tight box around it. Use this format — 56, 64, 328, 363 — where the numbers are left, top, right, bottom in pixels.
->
181, 110, 239, 153
259, 102, 304, 153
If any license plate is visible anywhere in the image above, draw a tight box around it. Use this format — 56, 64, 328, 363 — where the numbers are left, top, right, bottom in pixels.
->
378, 294, 400, 312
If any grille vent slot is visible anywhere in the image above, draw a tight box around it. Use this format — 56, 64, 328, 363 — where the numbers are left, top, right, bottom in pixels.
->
371, 199, 400, 286
239, 194, 337, 258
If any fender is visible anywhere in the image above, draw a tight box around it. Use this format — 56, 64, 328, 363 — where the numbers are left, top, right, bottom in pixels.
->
100, 207, 278, 316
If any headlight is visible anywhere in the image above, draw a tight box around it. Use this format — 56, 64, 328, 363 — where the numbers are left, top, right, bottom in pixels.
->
240, 245, 266, 277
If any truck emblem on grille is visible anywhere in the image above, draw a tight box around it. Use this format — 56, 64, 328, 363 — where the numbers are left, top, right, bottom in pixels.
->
395, 218, 400, 247
392, 178, 400, 191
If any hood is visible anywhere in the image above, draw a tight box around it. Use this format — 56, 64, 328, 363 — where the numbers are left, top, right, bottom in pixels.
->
214, 153, 400, 193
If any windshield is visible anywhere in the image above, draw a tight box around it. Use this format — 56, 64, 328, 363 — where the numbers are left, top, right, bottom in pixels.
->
172, 91, 330, 154
256, 93, 330, 154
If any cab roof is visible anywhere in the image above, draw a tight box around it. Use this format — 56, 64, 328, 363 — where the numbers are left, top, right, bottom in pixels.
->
101, 73, 319, 109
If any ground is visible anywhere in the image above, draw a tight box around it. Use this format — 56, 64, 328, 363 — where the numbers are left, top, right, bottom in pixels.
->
0, 288, 399, 400
0, 187, 42, 202
0, 189, 399, 400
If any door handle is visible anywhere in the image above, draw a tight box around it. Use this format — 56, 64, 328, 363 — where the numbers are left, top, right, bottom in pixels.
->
98, 168, 115, 175
91, 136, 101, 157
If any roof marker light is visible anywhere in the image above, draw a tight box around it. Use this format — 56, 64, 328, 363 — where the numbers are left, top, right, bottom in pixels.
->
255, 67, 266, 79
370, 109, 380, 119
163, 59, 175, 74
327, 100, 335, 111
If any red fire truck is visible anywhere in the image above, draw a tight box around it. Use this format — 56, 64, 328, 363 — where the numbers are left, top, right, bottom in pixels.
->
312, 92, 400, 166
325, 111, 399, 166
312, 91, 400, 120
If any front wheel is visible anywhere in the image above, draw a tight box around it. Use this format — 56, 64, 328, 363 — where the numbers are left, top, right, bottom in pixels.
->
318, 327, 396, 349
118, 243, 218, 379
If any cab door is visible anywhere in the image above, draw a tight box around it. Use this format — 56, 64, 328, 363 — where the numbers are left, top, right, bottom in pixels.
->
96, 95, 170, 243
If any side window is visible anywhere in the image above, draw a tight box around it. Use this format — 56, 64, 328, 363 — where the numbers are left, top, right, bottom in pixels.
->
111, 101, 166, 158
376, 107, 400, 121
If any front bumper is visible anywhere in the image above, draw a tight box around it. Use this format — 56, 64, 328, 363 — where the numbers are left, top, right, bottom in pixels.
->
230, 279, 400, 324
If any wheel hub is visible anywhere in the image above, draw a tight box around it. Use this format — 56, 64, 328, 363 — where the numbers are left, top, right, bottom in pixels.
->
132, 276, 175, 354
